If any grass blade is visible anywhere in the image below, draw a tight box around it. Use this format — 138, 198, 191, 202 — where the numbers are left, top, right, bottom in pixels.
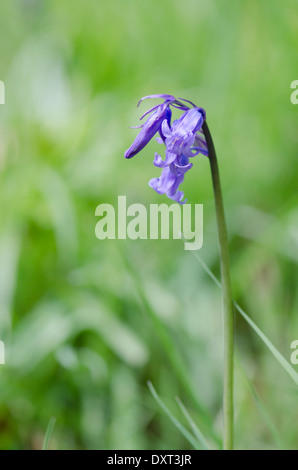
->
191, 252, 298, 387
175, 396, 211, 450
42, 416, 56, 450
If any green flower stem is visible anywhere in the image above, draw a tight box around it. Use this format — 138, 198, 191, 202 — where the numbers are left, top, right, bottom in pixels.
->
202, 120, 234, 450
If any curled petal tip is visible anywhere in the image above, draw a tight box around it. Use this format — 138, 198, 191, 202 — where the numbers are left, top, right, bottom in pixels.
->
137, 94, 176, 107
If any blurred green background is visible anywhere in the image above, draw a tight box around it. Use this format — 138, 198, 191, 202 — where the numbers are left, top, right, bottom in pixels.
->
0, 0, 297, 450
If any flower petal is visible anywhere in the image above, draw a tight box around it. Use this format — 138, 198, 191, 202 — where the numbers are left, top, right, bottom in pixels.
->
125, 103, 172, 158
137, 94, 176, 107
161, 119, 172, 138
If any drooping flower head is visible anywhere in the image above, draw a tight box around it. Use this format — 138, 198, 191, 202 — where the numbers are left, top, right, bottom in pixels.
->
124, 94, 208, 203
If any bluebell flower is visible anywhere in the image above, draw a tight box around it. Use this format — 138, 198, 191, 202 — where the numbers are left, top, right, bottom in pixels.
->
124, 95, 208, 203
